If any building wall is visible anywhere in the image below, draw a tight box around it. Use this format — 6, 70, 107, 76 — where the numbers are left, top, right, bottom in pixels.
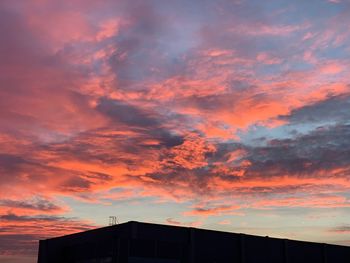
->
38, 222, 350, 263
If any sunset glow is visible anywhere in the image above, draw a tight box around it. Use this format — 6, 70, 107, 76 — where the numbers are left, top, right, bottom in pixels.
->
1, 1, 350, 262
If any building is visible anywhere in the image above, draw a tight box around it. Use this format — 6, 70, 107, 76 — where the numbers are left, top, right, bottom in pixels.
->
38, 221, 350, 263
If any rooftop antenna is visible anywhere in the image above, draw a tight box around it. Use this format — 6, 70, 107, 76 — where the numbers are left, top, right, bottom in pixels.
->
109, 216, 119, 226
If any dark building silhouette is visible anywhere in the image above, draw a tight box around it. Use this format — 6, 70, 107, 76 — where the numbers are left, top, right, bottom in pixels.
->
38, 221, 350, 263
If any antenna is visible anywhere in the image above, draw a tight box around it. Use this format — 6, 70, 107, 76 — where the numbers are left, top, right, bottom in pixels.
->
109, 216, 119, 226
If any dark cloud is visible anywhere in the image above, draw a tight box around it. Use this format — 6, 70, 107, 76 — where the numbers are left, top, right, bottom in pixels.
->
59, 176, 93, 192
0, 197, 62, 212
245, 124, 350, 178
330, 225, 350, 233
0, 154, 29, 176
0, 213, 94, 230
96, 98, 183, 148
279, 93, 350, 124
97, 98, 159, 127
56, 169, 113, 193
0, 213, 62, 222
0, 234, 38, 255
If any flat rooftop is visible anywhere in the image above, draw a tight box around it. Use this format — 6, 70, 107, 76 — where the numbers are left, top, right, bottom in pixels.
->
38, 221, 350, 263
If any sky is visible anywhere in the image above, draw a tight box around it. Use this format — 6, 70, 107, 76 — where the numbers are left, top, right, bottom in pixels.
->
1, 0, 350, 262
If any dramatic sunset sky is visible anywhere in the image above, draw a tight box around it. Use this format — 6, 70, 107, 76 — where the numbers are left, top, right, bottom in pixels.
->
1, 0, 350, 262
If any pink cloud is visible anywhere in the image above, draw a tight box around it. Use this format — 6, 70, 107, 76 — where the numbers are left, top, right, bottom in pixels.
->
257, 52, 282, 65
183, 205, 242, 217
319, 61, 344, 75
218, 219, 231, 225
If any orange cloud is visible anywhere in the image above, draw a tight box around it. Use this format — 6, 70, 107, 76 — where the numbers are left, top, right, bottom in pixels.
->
161, 133, 216, 170
319, 62, 344, 75
183, 205, 242, 217
251, 195, 350, 209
